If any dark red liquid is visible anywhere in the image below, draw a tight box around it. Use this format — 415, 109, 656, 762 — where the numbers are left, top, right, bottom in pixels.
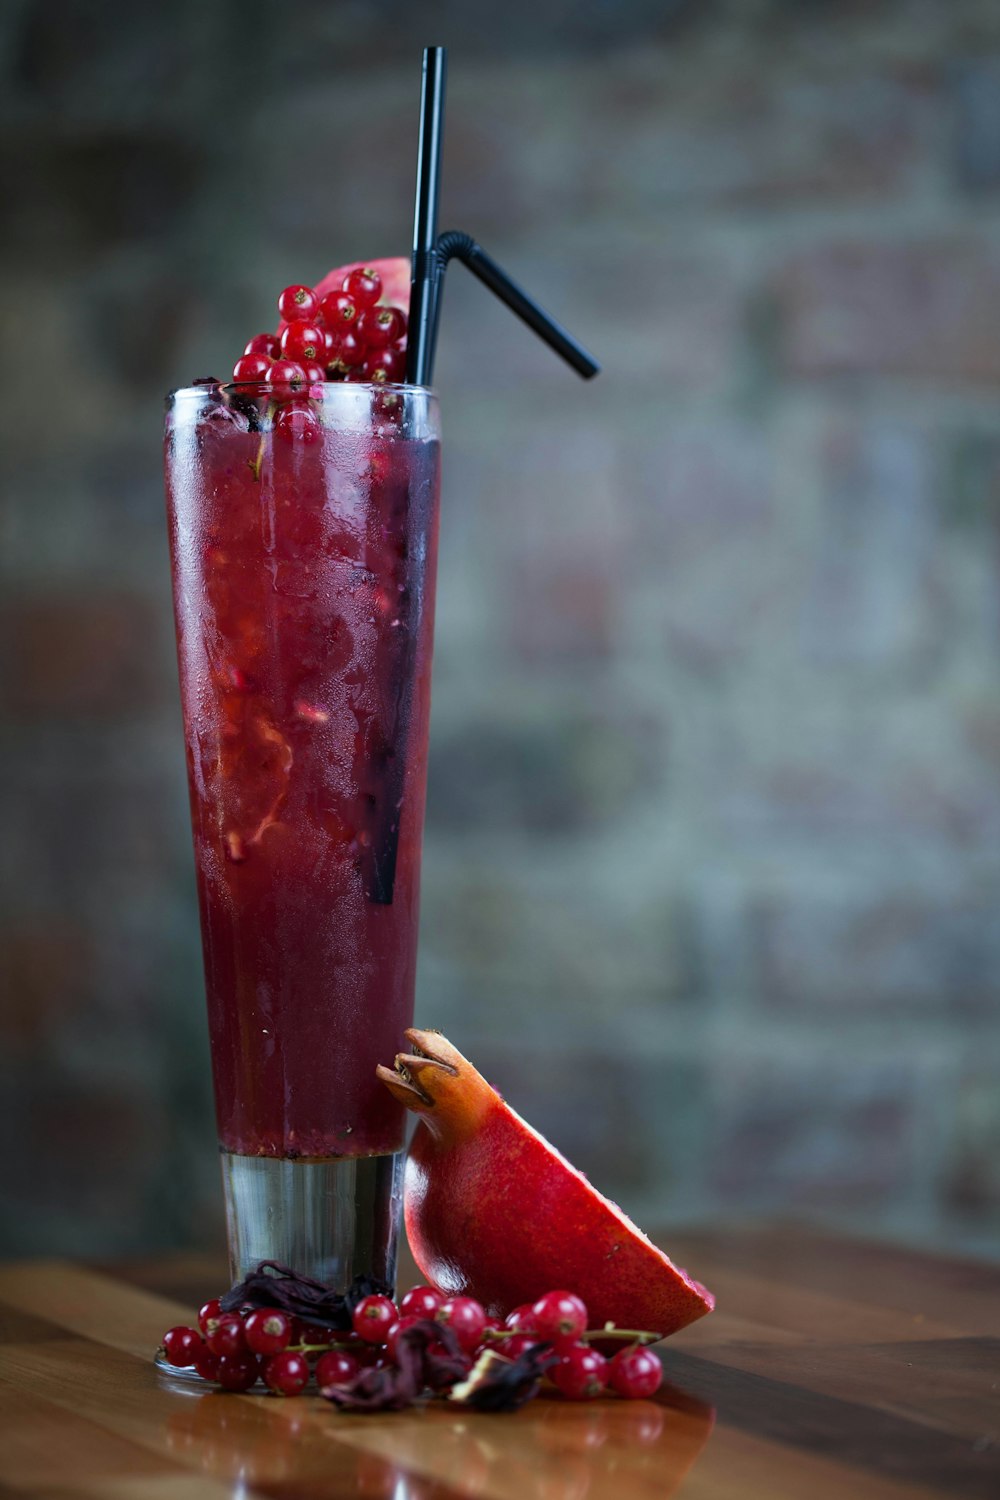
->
165, 387, 440, 1159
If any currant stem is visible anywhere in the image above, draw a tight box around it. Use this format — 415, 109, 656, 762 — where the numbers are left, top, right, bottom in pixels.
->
249, 402, 277, 481
291, 1340, 356, 1354
483, 1326, 661, 1347
579, 1329, 661, 1346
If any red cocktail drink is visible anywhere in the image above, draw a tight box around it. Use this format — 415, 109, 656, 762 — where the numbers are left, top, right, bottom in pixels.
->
165, 381, 440, 1284
159, 49, 596, 1301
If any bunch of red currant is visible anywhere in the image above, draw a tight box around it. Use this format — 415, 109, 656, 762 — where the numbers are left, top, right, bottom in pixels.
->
497, 1291, 663, 1401
158, 1284, 664, 1405
232, 267, 408, 390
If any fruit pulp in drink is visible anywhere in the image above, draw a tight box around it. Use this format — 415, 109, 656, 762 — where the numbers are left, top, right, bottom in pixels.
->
165, 387, 440, 1162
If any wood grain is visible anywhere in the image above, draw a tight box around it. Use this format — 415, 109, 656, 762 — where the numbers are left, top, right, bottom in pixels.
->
1, 1228, 997, 1500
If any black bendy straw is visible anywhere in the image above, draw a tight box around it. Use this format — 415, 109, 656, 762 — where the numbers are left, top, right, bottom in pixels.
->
364, 49, 599, 906
406, 46, 448, 388
406, 45, 599, 387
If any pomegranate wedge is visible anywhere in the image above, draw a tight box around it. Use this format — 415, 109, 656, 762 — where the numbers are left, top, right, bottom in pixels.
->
377, 1030, 715, 1338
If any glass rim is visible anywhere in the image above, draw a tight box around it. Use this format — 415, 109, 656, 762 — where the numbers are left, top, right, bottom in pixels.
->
167, 380, 437, 401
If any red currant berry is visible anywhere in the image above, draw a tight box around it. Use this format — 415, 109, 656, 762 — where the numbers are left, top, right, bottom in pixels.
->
608, 1346, 663, 1400
320, 291, 360, 330
244, 333, 280, 358
530, 1291, 588, 1350
399, 1285, 445, 1319
299, 361, 326, 387
352, 1294, 398, 1345
232, 354, 270, 383
551, 1344, 608, 1401
358, 305, 406, 349
314, 1349, 360, 1387
274, 402, 320, 445
334, 330, 366, 369
280, 321, 325, 364
277, 285, 319, 323
504, 1304, 537, 1332
197, 1298, 223, 1336
163, 1325, 201, 1368
342, 266, 382, 308
265, 359, 305, 389
215, 1351, 260, 1391
361, 347, 405, 385
384, 1315, 422, 1362
207, 1312, 246, 1358
192, 1340, 220, 1382
244, 1309, 293, 1357
263, 1349, 310, 1396
436, 1296, 487, 1354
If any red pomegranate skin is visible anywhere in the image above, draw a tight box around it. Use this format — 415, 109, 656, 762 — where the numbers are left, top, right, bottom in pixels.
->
377, 1030, 714, 1337
312, 257, 411, 315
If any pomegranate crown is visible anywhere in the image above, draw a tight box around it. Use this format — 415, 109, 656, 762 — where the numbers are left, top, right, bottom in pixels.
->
376, 1029, 490, 1137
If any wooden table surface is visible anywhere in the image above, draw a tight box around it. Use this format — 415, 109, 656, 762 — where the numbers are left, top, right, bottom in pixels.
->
0, 1225, 997, 1500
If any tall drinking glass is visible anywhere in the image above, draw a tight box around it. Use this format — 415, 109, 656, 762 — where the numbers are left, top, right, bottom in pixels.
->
164, 381, 440, 1289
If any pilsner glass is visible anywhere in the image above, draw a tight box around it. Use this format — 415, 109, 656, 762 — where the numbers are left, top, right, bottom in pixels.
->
164, 381, 440, 1288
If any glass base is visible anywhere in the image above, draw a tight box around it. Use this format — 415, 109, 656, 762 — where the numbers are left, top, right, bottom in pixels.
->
221, 1148, 405, 1289
154, 1149, 404, 1383
154, 1355, 211, 1384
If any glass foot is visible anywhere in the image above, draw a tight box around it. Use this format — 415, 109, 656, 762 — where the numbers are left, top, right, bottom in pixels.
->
153, 1356, 209, 1385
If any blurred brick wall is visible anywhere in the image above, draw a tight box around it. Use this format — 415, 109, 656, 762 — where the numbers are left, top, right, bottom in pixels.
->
2, 0, 999, 1259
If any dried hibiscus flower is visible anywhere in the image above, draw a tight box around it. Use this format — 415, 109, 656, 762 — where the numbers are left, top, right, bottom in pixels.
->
219, 1261, 391, 1331
320, 1359, 419, 1412
320, 1319, 470, 1412
449, 1344, 558, 1412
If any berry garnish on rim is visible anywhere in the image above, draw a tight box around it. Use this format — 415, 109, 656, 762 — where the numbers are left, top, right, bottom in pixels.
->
277, 285, 320, 323
230, 259, 412, 388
